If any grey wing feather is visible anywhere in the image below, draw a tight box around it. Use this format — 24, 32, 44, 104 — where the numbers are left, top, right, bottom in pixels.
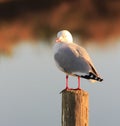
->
68, 43, 99, 76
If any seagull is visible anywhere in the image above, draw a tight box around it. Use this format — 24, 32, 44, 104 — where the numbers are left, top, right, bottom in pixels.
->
53, 30, 103, 89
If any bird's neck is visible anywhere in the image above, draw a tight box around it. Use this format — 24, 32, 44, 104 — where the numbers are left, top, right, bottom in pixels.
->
53, 42, 65, 53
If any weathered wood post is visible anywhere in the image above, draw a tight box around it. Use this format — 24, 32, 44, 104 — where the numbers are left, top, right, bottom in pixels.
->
61, 89, 89, 126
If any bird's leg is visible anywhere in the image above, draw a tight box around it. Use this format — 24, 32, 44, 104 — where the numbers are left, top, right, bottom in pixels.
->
77, 76, 80, 89
66, 75, 69, 89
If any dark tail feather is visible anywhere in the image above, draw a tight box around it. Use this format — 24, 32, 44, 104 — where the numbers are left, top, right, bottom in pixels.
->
81, 72, 103, 82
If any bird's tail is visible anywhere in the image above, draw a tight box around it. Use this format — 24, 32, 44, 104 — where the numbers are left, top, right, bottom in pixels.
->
81, 72, 103, 83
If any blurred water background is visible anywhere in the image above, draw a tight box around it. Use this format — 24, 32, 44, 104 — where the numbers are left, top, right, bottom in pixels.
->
0, 0, 120, 126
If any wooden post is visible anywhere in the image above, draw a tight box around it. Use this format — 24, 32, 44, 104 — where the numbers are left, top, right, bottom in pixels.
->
61, 89, 89, 126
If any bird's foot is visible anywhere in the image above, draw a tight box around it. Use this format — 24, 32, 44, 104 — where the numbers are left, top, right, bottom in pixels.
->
60, 87, 80, 93
73, 87, 81, 90
66, 87, 81, 90
65, 87, 73, 90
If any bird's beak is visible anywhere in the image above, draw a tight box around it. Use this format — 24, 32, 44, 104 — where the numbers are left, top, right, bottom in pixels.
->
56, 38, 60, 42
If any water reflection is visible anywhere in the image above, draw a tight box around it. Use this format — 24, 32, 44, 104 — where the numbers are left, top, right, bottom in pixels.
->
0, 42, 120, 126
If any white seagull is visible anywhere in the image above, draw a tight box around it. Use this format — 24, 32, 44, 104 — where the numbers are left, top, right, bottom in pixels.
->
53, 30, 103, 89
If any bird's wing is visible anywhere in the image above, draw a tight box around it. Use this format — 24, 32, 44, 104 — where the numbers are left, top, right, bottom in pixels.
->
68, 43, 99, 76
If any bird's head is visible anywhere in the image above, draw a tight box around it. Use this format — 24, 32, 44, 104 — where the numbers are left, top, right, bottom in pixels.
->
56, 30, 73, 43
